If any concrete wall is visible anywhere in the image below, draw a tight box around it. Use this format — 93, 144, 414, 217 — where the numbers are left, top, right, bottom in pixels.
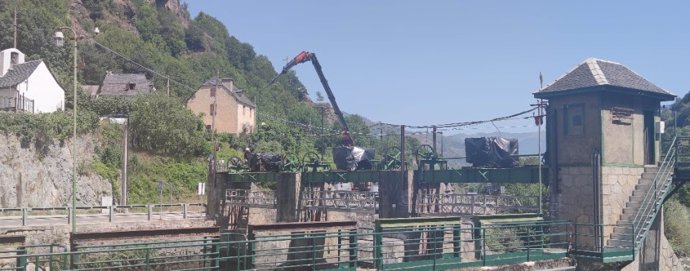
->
378, 170, 414, 218
0, 219, 214, 249
235, 102, 255, 133
601, 167, 644, 227
548, 93, 601, 166
554, 167, 594, 225
618, 210, 683, 271
600, 94, 660, 166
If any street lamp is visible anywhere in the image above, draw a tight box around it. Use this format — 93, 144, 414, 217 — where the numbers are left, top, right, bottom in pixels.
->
54, 27, 78, 233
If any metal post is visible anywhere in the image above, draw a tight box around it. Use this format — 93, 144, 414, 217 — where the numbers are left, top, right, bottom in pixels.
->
538, 100, 543, 215
122, 118, 128, 205
70, 31, 78, 234
21, 208, 26, 226
16, 247, 26, 270
432, 126, 437, 155
674, 109, 678, 166
481, 228, 486, 266
453, 225, 461, 259
108, 205, 113, 222
160, 182, 164, 220
147, 205, 152, 220
400, 125, 406, 171
183, 203, 188, 219
145, 248, 150, 271
349, 229, 357, 268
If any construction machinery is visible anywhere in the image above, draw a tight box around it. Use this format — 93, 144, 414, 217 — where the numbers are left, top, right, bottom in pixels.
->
267, 51, 374, 171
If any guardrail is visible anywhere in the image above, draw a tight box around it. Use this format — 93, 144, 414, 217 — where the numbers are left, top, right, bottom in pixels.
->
630, 136, 676, 250
570, 223, 635, 263
0, 203, 206, 227
0, 218, 573, 271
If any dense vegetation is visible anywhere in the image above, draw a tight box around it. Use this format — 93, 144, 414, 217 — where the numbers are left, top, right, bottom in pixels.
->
662, 94, 690, 256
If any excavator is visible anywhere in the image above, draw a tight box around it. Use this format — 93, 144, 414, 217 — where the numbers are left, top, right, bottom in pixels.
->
266, 51, 374, 171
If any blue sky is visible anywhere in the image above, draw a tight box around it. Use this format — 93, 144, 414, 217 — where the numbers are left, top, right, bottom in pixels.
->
184, 1, 690, 133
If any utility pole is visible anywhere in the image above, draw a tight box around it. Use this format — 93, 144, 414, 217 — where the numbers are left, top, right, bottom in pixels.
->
432, 126, 437, 155
320, 105, 325, 155
531, 99, 547, 215
210, 75, 218, 172
13, 2, 17, 48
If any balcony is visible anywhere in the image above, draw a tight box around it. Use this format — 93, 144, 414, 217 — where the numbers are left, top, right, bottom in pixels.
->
0, 96, 35, 113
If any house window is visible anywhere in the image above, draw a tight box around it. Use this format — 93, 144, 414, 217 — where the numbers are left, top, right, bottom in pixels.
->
10, 52, 18, 65
210, 87, 216, 97
210, 104, 216, 116
564, 104, 584, 135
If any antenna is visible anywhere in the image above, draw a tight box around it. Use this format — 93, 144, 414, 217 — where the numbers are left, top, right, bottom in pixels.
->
539, 72, 544, 90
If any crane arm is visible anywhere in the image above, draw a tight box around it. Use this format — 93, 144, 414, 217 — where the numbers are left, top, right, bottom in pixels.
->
270, 51, 353, 145
306, 53, 351, 137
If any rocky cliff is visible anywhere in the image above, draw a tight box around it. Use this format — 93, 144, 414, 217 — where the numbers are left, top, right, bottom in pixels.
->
0, 134, 112, 208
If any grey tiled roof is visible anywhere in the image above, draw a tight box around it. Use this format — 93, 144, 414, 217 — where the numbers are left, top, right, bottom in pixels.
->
233, 89, 255, 107
201, 77, 256, 107
536, 58, 674, 100
98, 73, 153, 97
0, 60, 42, 88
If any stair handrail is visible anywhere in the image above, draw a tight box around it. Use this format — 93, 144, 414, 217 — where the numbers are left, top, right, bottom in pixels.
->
629, 136, 677, 250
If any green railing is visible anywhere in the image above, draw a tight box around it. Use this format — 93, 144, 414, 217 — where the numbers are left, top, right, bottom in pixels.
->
570, 223, 635, 263
1, 219, 573, 271
629, 136, 677, 250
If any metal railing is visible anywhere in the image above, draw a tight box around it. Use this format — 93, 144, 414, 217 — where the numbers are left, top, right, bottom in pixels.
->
571, 223, 635, 262
0, 219, 573, 271
0, 203, 206, 227
416, 193, 539, 216
628, 136, 677, 250
0, 96, 34, 113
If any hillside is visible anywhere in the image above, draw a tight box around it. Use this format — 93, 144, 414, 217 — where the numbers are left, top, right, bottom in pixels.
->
0, 0, 327, 204
0, 0, 423, 205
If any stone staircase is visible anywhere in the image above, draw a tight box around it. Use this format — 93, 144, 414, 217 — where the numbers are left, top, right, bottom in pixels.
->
607, 166, 660, 248
607, 155, 677, 251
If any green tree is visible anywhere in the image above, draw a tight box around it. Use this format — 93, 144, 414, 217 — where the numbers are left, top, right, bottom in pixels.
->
128, 94, 209, 157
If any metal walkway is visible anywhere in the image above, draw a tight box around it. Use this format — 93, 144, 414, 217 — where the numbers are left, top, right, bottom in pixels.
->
0, 217, 575, 271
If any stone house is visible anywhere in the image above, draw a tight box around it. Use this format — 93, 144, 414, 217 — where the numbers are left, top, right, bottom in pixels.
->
535, 58, 680, 269
0, 48, 65, 113
186, 77, 256, 134
95, 72, 154, 98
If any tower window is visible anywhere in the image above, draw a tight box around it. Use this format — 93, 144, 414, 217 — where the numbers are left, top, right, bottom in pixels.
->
564, 104, 584, 135
10, 52, 18, 65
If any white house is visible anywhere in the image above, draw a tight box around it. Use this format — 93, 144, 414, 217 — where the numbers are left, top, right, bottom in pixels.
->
0, 48, 65, 113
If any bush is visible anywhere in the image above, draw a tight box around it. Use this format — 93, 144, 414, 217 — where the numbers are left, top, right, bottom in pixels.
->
0, 110, 99, 155
664, 199, 690, 256
128, 94, 210, 157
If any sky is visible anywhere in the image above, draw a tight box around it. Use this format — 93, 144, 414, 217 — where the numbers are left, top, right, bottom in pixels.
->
184, 1, 690, 134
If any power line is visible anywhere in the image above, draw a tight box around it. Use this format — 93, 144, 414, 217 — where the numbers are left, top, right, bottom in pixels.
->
92, 41, 198, 94
368, 107, 538, 129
